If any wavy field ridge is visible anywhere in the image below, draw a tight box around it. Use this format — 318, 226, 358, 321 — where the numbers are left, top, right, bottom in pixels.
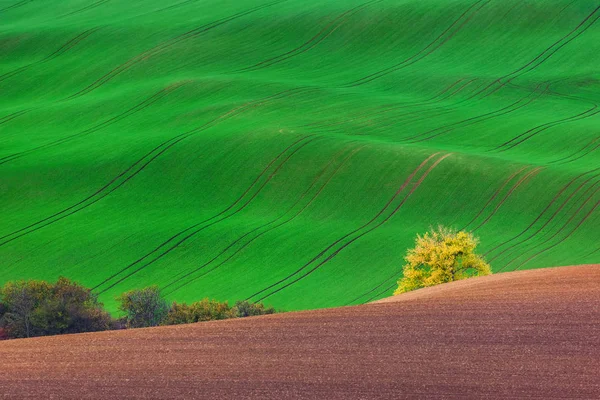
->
0, 0, 599, 311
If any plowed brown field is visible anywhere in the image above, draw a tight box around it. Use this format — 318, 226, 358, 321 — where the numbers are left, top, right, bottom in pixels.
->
1, 265, 599, 399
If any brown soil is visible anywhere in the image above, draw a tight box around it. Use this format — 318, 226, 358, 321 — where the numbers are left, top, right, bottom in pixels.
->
1, 265, 598, 399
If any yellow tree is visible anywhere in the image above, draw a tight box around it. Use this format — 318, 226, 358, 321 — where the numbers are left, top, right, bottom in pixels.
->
395, 226, 491, 294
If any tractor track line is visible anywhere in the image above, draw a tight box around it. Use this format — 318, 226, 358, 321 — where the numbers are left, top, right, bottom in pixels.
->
301, 79, 467, 128
403, 83, 548, 143
345, 268, 401, 306
471, 5, 600, 99
162, 143, 359, 288
555, 137, 600, 165
460, 167, 529, 231
493, 82, 600, 152
151, 0, 199, 14
0, 108, 31, 127
0, 28, 99, 84
90, 134, 315, 291
254, 154, 452, 303
472, 167, 543, 232
0, 0, 31, 13
162, 144, 364, 295
493, 107, 600, 152
0, 84, 181, 165
492, 175, 600, 268
346, 0, 489, 87
484, 167, 600, 258
509, 189, 600, 271
95, 137, 319, 294
236, 0, 381, 73
551, 136, 600, 164
61, 0, 110, 18
312, 79, 480, 132
64, 0, 286, 101
244, 152, 443, 302
0, 89, 304, 247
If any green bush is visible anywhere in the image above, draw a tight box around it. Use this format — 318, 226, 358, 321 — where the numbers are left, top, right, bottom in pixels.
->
117, 286, 170, 328
232, 301, 276, 318
0, 277, 112, 338
164, 299, 235, 325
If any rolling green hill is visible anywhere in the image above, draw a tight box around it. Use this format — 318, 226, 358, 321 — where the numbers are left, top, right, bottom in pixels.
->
1, 0, 599, 312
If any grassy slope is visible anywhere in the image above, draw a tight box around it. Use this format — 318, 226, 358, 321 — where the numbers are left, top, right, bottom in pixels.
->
0, 0, 598, 312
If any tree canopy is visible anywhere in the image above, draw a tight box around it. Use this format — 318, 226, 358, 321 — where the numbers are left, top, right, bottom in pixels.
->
395, 226, 491, 295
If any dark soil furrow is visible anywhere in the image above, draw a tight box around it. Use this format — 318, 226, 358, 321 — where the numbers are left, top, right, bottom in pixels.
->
95, 137, 319, 294
491, 174, 600, 266
65, 0, 285, 100
253, 154, 452, 303
91, 133, 315, 292
163, 144, 363, 295
237, 0, 380, 73
0, 88, 304, 247
510, 191, 600, 271
347, 0, 489, 87
484, 167, 600, 258
460, 167, 528, 231
471, 167, 542, 232
245, 152, 443, 301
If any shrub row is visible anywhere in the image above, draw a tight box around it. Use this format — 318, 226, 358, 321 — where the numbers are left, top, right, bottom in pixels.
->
0, 278, 276, 340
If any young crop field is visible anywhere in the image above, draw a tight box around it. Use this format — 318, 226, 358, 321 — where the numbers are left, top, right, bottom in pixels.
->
1, 0, 599, 312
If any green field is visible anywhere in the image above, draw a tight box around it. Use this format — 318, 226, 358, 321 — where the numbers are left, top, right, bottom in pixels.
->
1, 0, 599, 312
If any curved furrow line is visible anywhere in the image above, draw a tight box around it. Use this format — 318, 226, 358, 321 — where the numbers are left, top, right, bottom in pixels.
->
346, 0, 490, 87
61, 0, 111, 18
311, 79, 481, 132
162, 144, 365, 296
402, 82, 548, 143
471, 167, 542, 232
493, 108, 600, 152
244, 152, 443, 302
301, 79, 467, 129
492, 174, 600, 270
550, 136, 600, 164
344, 267, 400, 306
460, 167, 529, 231
90, 134, 317, 292
64, 0, 286, 101
95, 136, 320, 295
0, 0, 31, 13
472, 5, 600, 99
492, 82, 600, 152
362, 276, 400, 304
555, 138, 600, 165
151, 0, 200, 14
236, 0, 381, 73
249, 153, 452, 303
0, 88, 305, 247
352, 165, 592, 302
0, 83, 183, 165
254, 153, 452, 303
0, 28, 99, 84
484, 167, 600, 259
507, 187, 600, 271
0, 108, 31, 127
498, 176, 600, 266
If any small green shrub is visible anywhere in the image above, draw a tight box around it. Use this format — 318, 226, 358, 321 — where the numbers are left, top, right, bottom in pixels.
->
117, 286, 170, 328
0, 277, 112, 338
232, 301, 276, 318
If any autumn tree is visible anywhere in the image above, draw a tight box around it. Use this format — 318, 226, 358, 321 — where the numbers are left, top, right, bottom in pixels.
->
395, 226, 491, 294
